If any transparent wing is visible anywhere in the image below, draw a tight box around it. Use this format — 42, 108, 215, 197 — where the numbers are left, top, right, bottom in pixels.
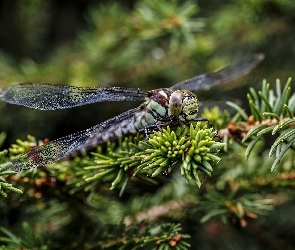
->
8, 107, 141, 171
170, 53, 264, 92
0, 83, 148, 110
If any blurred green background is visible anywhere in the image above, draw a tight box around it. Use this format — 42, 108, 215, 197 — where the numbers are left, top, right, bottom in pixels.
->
1, 0, 295, 249
1, 0, 294, 147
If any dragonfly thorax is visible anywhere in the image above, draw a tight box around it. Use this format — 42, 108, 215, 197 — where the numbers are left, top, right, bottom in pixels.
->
169, 90, 199, 122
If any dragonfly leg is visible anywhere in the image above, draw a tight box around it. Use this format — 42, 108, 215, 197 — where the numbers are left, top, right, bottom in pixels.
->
191, 117, 212, 126
140, 117, 177, 141
140, 124, 159, 141
155, 116, 176, 129
143, 125, 155, 140
192, 118, 219, 137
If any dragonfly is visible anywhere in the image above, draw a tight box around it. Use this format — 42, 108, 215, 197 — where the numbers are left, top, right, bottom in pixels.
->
0, 54, 264, 171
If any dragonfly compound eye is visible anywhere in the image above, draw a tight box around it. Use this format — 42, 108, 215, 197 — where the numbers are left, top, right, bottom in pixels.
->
179, 90, 199, 121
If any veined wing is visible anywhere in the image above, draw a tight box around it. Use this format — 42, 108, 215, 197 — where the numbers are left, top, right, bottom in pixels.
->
8, 107, 142, 171
0, 83, 148, 110
170, 53, 264, 92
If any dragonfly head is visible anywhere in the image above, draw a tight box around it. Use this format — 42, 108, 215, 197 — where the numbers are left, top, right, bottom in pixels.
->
169, 90, 199, 122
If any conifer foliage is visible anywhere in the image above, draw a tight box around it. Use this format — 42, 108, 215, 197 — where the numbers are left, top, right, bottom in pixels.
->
0, 0, 295, 249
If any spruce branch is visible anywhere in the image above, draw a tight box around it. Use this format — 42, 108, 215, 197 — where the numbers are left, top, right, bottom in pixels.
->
193, 188, 273, 228
0, 122, 225, 198
130, 0, 204, 49
124, 196, 195, 226
228, 78, 295, 171
0, 222, 47, 249
67, 122, 225, 194
215, 138, 295, 193
201, 106, 231, 130
97, 222, 190, 250
7, 134, 38, 156
0, 132, 23, 197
